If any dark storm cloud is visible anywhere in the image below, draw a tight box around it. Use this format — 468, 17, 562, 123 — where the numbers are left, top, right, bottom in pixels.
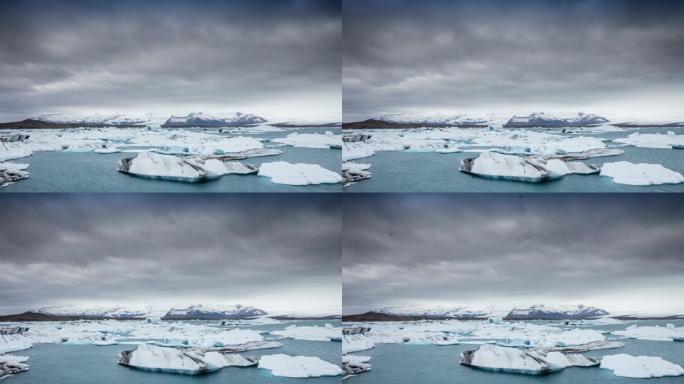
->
0, 194, 341, 314
0, 0, 341, 121
343, 194, 684, 314
343, 0, 684, 121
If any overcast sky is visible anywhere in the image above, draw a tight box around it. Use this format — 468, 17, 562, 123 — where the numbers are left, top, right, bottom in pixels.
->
343, 0, 684, 122
343, 194, 684, 315
0, 194, 341, 316
0, 0, 341, 123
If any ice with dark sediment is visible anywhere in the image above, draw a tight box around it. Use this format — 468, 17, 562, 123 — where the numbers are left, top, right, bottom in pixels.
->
460, 344, 598, 375
342, 354, 371, 378
0, 354, 29, 379
118, 344, 257, 375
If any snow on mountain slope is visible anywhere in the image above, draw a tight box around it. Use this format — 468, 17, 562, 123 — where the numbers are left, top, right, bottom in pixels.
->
34, 113, 152, 126
375, 112, 488, 126
376, 305, 493, 318
162, 304, 267, 320
504, 305, 609, 320
162, 112, 267, 127
37, 305, 156, 318
504, 112, 609, 128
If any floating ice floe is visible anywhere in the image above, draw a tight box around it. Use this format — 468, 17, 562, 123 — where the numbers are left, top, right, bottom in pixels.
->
460, 344, 598, 375
271, 325, 342, 342
600, 161, 684, 185
600, 354, 684, 378
613, 132, 684, 149
342, 162, 371, 186
258, 354, 342, 378
118, 152, 258, 183
0, 162, 29, 187
342, 354, 371, 378
342, 335, 375, 354
460, 152, 598, 183
118, 344, 256, 375
0, 354, 29, 379
613, 324, 684, 341
271, 131, 342, 149
258, 161, 342, 185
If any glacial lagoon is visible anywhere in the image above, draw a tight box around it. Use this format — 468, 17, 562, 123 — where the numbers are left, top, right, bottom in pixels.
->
343, 320, 684, 383
343, 127, 684, 192
3, 320, 341, 383
0, 127, 341, 192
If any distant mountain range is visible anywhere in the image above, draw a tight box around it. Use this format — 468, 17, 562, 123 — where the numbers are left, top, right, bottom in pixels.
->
343, 112, 684, 129
160, 304, 267, 320
161, 112, 267, 128
503, 304, 609, 320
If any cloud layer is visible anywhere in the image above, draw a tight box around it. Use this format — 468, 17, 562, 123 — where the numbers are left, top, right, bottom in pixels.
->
0, 194, 341, 315
343, 194, 684, 314
343, 0, 684, 121
0, 0, 341, 122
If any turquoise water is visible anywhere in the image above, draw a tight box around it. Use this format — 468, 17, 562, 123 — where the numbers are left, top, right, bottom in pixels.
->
1, 127, 341, 193
346, 128, 684, 192
348, 320, 684, 383
7, 321, 341, 384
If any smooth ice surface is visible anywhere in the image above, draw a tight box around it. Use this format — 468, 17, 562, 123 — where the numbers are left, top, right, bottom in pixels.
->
272, 132, 342, 149
613, 132, 684, 149
600, 354, 684, 378
258, 161, 342, 185
271, 325, 342, 342
258, 354, 342, 378
614, 325, 684, 341
600, 161, 684, 185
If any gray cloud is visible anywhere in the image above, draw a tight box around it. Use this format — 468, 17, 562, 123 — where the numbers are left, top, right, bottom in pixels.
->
0, 194, 341, 315
0, 0, 341, 122
343, 0, 684, 121
343, 194, 684, 314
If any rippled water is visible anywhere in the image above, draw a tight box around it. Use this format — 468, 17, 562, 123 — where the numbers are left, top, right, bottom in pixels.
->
345, 128, 684, 193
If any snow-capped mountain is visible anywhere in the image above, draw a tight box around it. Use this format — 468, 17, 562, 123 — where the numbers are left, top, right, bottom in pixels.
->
504, 304, 609, 320
34, 113, 152, 126
375, 112, 488, 126
36, 305, 155, 318
161, 304, 267, 320
161, 112, 267, 127
504, 112, 609, 128
376, 305, 492, 318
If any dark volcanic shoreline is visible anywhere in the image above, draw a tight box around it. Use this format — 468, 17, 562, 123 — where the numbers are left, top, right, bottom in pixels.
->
0, 311, 145, 322
342, 311, 488, 322
342, 119, 487, 129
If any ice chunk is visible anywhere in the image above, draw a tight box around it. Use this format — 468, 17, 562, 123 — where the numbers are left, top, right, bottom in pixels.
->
201, 352, 257, 369
258, 161, 342, 185
342, 335, 375, 354
543, 159, 599, 176
258, 354, 342, 378
460, 152, 559, 183
613, 132, 684, 149
342, 162, 371, 186
600, 161, 684, 185
118, 152, 215, 183
613, 325, 684, 341
271, 325, 342, 342
342, 354, 371, 378
600, 354, 684, 378
272, 132, 342, 149
119, 344, 214, 375
0, 162, 30, 187
0, 355, 29, 379
460, 344, 597, 375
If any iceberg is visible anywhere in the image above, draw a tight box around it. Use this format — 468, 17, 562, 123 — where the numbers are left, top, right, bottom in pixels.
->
342, 162, 371, 186
613, 132, 684, 149
460, 344, 598, 375
258, 161, 342, 185
342, 335, 375, 354
118, 152, 216, 183
600, 161, 684, 185
460, 152, 560, 183
118, 344, 257, 375
543, 159, 599, 176
271, 325, 342, 342
342, 354, 371, 378
271, 132, 342, 149
258, 354, 342, 378
0, 355, 29, 379
613, 325, 684, 341
600, 354, 684, 378
0, 162, 29, 187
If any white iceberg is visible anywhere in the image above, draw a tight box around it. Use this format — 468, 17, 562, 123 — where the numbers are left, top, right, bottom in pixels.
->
342, 354, 371, 378
342, 335, 375, 354
258, 354, 342, 378
118, 344, 257, 375
271, 325, 342, 342
613, 132, 684, 149
460, 344, 598, 375
0, 354, 29, 379
258, 161, 342, 185
600, 161, 684, 185
613, 325, 684, 341
342, 162, 371, 186
460, 152, 559, 183
0, 162, 29, 187
118, 152, 214, 182
600, 354, 684, 378
272, 132, 342, 149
